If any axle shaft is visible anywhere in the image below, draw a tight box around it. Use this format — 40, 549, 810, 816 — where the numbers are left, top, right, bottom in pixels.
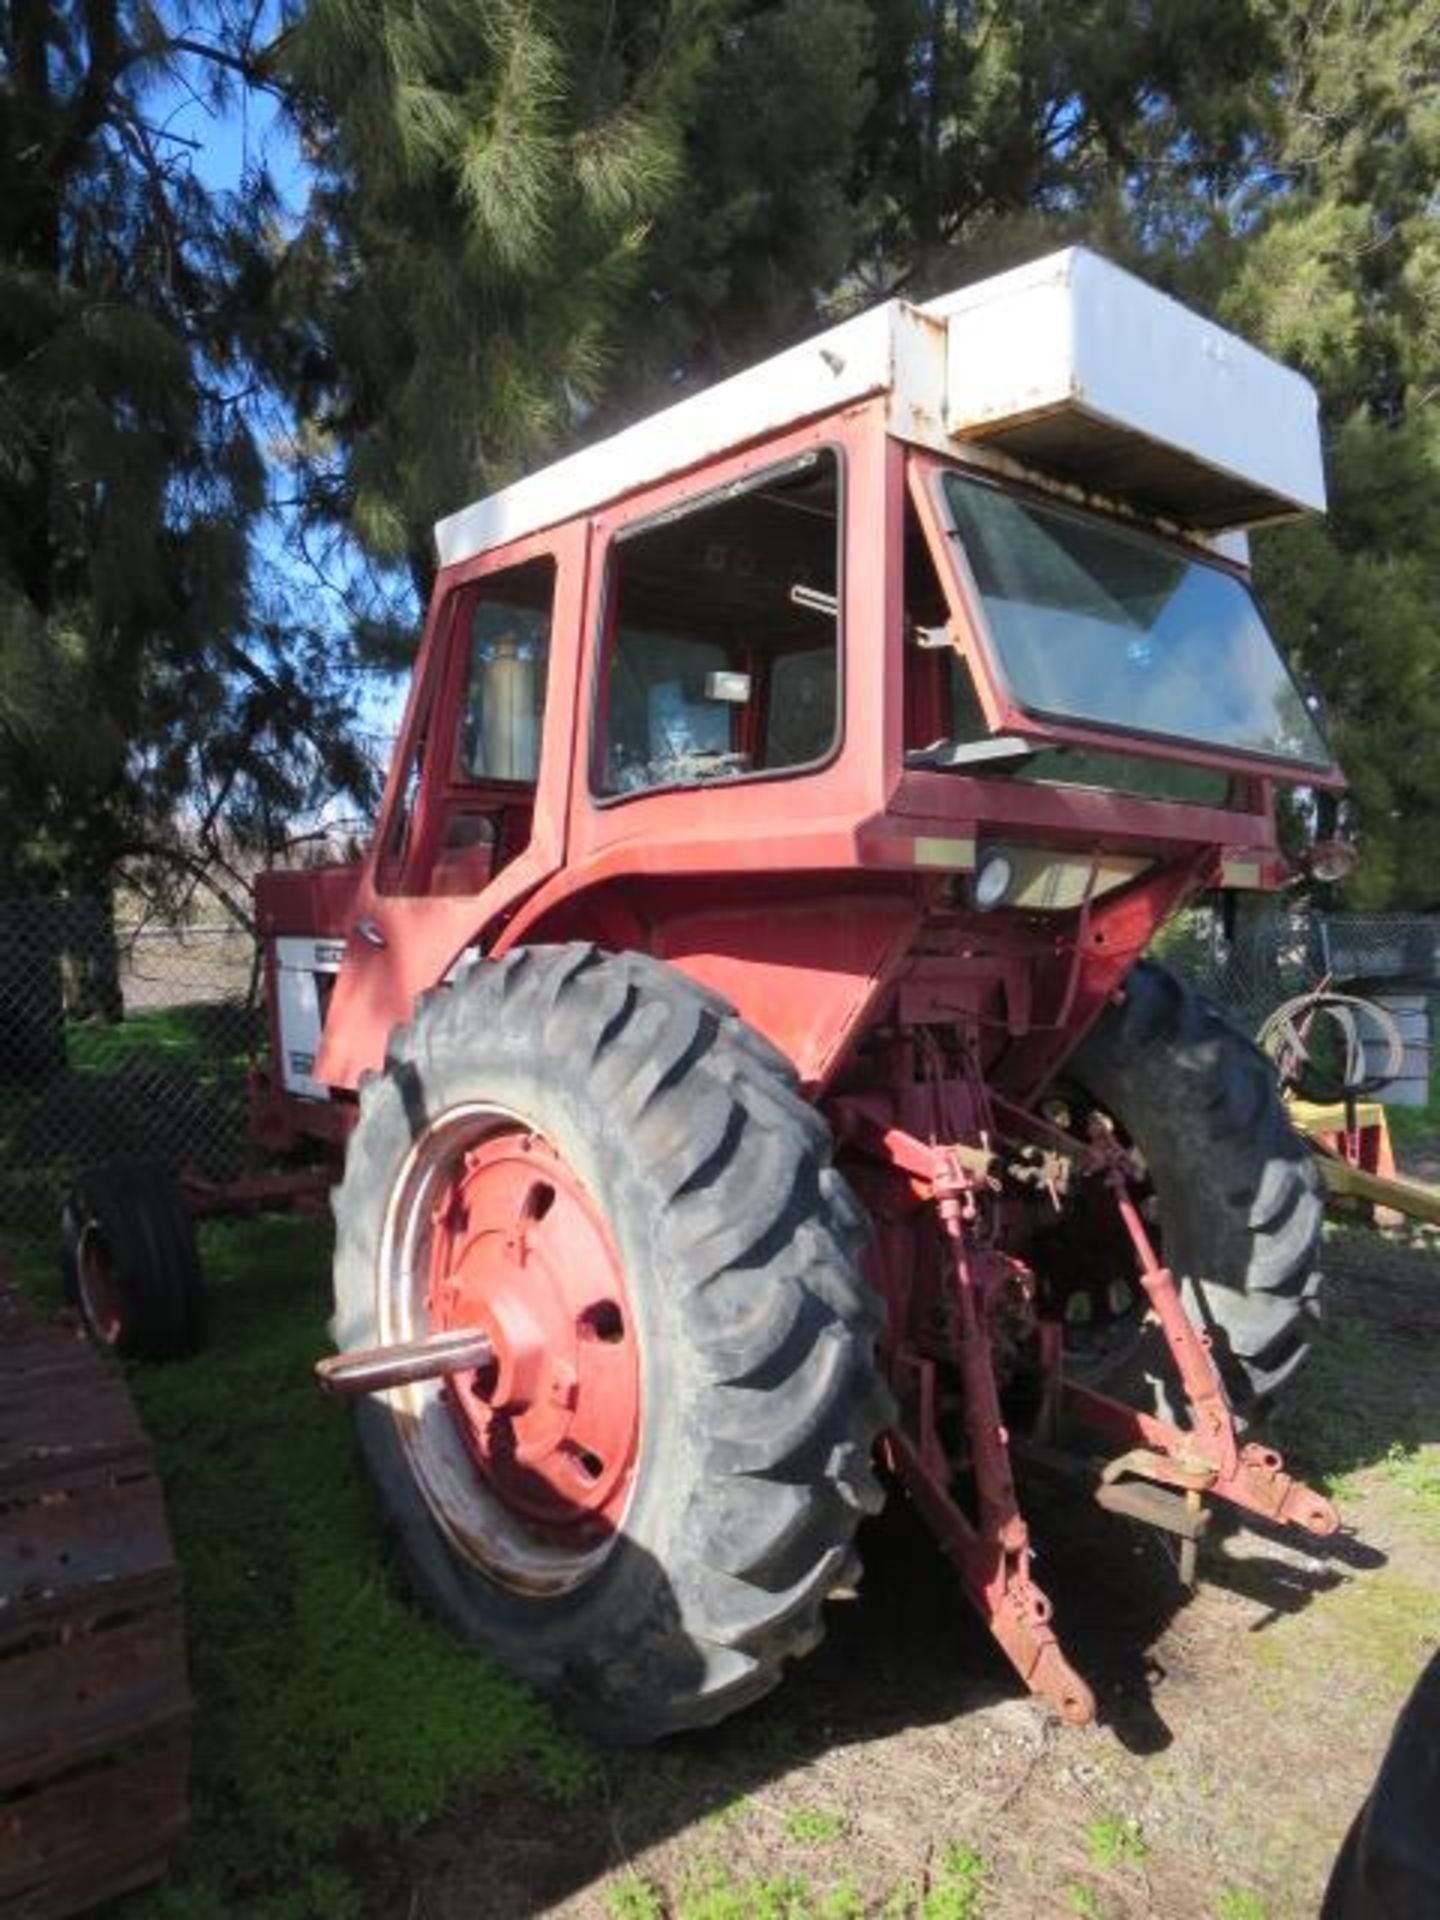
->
316, 1326, 494, 1396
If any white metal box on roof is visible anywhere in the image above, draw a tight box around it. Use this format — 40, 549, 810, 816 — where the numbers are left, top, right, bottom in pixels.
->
931, 250, 1325, 530
434, 247, 1325, 569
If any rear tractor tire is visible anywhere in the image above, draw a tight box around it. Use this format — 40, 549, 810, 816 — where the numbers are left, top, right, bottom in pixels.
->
1065, 959, 1324, 1419
60, 1156, 205, 1361
331, 944, 891, 1742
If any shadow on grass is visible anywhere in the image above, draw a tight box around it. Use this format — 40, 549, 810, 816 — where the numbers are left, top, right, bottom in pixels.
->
5, 1214, 1433, 1919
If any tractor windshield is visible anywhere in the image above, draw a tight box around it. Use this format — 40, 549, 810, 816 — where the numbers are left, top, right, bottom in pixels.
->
941, 474, 1331, 769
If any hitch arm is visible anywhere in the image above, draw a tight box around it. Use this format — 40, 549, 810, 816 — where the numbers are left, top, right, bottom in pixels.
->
1066, 1127, 1338, 1539
890, 1146, 1096, 1725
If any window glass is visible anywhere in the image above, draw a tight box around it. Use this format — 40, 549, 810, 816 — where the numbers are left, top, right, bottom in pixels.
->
378, 695, 431, 887
594, 451, 841, 797
942, 475, 1331, 767
765, 645, 837, 766
1013, 746, 1231, 805
903, 496, 1234, 807
458, 557, 555, 783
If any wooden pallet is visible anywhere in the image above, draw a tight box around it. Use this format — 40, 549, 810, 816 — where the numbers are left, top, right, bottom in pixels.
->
0, 1273, 189, 1918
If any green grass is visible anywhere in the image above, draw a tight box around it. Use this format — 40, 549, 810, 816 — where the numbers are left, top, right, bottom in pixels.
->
604, 1849, 987, 1920
1382, 1439, 1440, 1507
917, 1845, 988, 1920
65, 1003, 225, 1072
1386, 1100, 1440, 1148
1, 1000, 262, 1236
1083, 1816, 1150, 1873
608, 1877, 668, 1920
1064, 1887, 1103, 1919
1213, 1891, 1268, 1920
784, 1808, 847, 1845
1268, 1290, 1440, 1510
12, 1217, 586, 1917
688, 1872, 818, 1920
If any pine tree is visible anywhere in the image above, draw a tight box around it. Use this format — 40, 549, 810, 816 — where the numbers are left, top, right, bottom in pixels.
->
1211, 0, 1440, 906
273, 0, 712, 604
0, 1, 370, 912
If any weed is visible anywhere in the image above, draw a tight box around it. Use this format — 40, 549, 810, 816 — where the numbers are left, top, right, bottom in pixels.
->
701, 1794, 752, 1832
667, 1868, 872, 1920
608, 1875, 667, 1920
678, 1866, 814, 1920
817, 1882, 867, 1920
1299, 1567, 1435, 1697
1383, 1440, 1440, 1508
1084, 1816, 1150, 1872
919, 1844, 988, 1919
1065, 1886, 1104, 1919
785, 1808, 846, 1845
1214, 1890, 1268, 1920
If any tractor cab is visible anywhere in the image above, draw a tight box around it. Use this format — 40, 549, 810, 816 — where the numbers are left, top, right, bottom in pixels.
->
256, 246, 1338, 1132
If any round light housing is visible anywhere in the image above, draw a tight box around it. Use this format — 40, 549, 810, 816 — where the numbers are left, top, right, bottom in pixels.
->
1305, 836, 1359, 884
973, 853, 1014, 912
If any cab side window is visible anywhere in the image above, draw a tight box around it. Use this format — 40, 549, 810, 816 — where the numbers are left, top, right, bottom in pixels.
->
376, 554, 557, 897
904, 499, 988, 754
593, 450, 841, 798
458, 559, 553, 782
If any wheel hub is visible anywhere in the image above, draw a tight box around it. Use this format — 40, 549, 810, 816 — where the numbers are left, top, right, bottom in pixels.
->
426, 1132, 639, 1541
76, 1224, 123, 1346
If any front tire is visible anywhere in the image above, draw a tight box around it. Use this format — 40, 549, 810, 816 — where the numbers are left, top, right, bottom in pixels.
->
331, 944, 889, 1742
1066, 960, 1324, 1417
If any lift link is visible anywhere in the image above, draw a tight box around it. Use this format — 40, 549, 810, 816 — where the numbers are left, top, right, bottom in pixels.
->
892, 1146, 1096, 1726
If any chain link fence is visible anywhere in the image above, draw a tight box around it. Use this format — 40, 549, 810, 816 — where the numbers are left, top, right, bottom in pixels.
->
1155, 904, 1438, 1107
1156, 906, 1440, 1013
1151, 902, 1325, 1038
1, 892, 1434, 1238
0, 899, 261, 1236
1318, 914, 1440, 990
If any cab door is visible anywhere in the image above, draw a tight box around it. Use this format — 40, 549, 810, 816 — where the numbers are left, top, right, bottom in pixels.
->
378, 551, 558, 900
312, 519, 589, 1090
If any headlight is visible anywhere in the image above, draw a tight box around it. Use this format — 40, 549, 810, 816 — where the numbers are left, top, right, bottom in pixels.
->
1304, 836, 1358, 884
973, 853, 1014, 911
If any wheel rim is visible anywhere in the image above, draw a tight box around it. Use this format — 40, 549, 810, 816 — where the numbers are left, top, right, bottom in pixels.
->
381, 1105, 640, 1595
75, 1222, 123, 1346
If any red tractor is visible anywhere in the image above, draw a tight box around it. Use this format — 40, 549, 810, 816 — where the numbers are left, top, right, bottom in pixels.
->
244, 249, 1342, 1739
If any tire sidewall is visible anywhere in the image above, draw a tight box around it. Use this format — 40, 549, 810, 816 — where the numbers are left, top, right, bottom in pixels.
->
60, 1157, 203, 1362
335, 988, 731, 1699
1066, 959, 1322, 1413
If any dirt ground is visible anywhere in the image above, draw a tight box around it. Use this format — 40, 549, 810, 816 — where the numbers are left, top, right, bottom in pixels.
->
370, 1212, 1440, 1920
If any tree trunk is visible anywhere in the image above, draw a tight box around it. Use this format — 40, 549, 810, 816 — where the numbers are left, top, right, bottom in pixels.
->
0, 900, 67, 1085
60, 887, 124, 1024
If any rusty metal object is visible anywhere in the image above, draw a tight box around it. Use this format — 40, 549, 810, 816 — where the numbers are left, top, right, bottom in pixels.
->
0, 1269, 189, 1917
316, 1326, 496, 1396
181, 1166, 334, 1218
886, 1140, 1096, 1726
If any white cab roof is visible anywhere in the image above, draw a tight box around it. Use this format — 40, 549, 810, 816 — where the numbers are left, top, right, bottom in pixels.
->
434, 248, 1325, 570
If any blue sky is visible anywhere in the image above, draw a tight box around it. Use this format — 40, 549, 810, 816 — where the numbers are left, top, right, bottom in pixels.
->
155, 61, 412, 774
